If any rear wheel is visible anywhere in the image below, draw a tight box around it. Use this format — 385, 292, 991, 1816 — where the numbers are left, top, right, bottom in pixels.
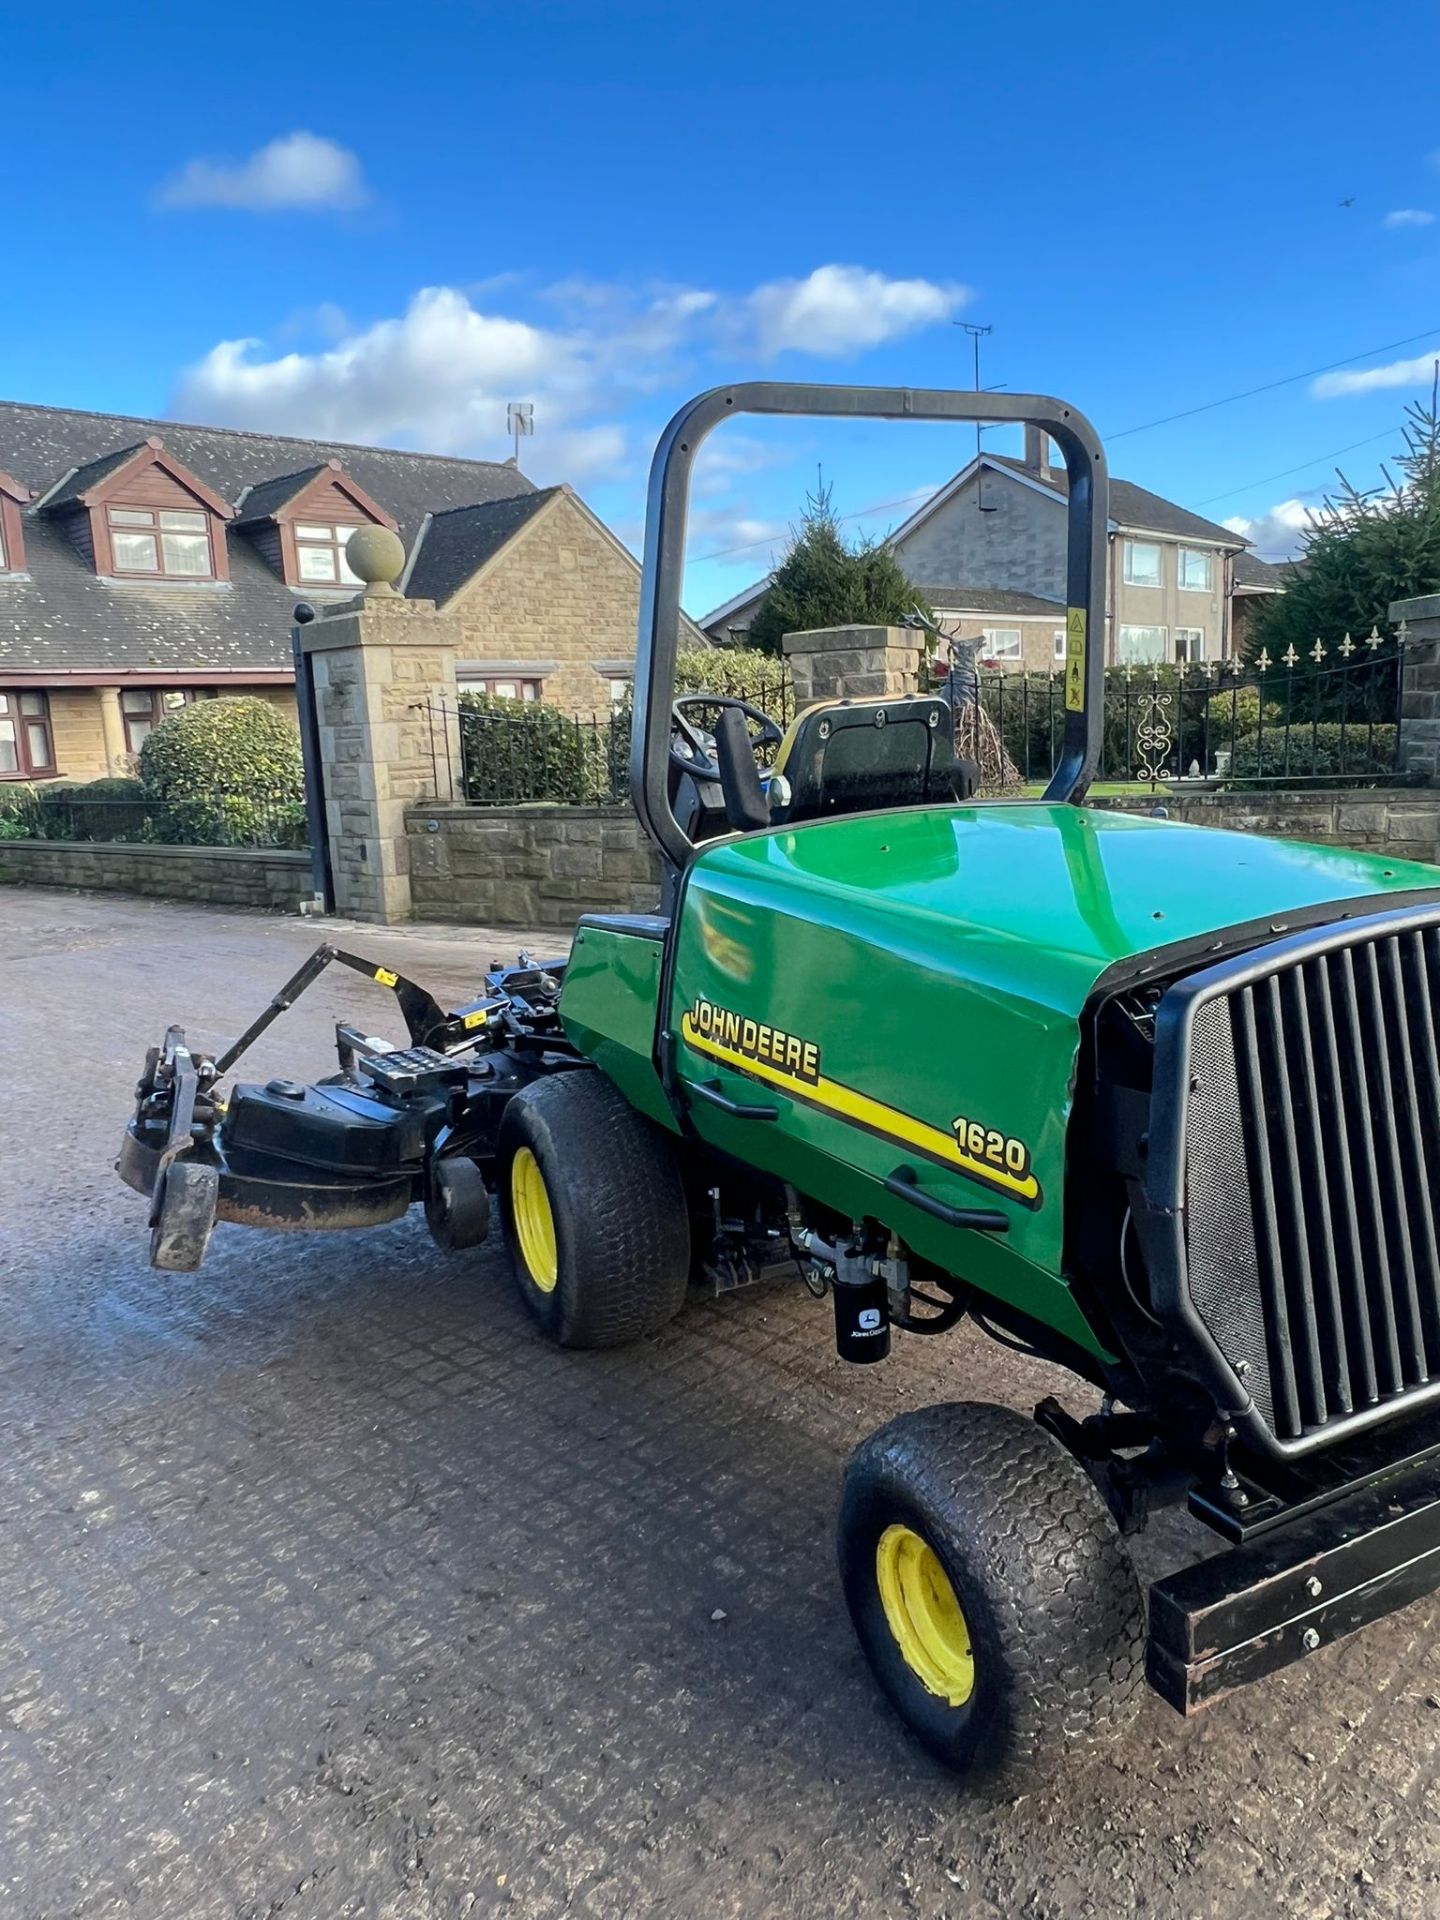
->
838, 1400, 1145, 1780
497, 1071, 691, 1348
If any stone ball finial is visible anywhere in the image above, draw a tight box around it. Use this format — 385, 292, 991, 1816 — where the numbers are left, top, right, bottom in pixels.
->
345, 524, 406, 596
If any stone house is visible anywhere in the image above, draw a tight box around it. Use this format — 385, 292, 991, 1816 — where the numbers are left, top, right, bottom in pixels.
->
0, 399, 699, 786
703, 429, 1280, 671
405, 486, 707, 713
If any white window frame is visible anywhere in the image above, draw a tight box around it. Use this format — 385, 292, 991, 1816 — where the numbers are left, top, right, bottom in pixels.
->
1053, 628, 1067, 661
1175, 627, 1206, 663
1118, 624, 1169, 665
107, 505, 215, 579
294, 522, 366, 587
1178, 548, 1214, 593
1122, 540, 1163, 588
979, 627, 1023, 662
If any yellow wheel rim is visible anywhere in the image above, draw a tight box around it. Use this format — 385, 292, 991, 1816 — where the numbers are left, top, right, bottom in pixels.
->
511, 1147, 558, 1293
875, 1523, 975, 1707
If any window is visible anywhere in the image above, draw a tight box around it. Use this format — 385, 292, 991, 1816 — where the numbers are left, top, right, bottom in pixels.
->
1053, 628, 1067, 661
1122, 540, 1163, 588
979, 628, 1022, 662
1118, 625, 1168, 664
467, 676, 543, 701
108, 507, 214, 578
120, 687, 191, 753
608, 678, 630, 708
294, 523, 365, 586
1175, 627, 1206, 663
0, 691, 55, 777
1178, 548, 1213, 592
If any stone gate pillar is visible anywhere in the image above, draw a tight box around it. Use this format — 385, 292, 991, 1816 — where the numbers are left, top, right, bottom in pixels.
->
1390, 594, 1440, 783
297, 527, 463, 923
781, 624, 922, 708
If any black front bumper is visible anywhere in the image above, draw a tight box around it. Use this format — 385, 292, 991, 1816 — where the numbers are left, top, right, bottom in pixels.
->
1149, 1438, 1440, 1712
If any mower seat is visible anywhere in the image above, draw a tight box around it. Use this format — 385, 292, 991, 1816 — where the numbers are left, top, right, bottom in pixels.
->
768, 694, 974, 827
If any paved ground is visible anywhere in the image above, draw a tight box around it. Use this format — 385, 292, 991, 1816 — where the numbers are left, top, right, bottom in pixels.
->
2, 888, 1440, 1920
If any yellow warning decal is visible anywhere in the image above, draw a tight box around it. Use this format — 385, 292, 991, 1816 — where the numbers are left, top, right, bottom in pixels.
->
680, 1007, 1040, 1209
1064, 608, 1087, 713
374, 966, 399, 988
462, 1008, 488, 1030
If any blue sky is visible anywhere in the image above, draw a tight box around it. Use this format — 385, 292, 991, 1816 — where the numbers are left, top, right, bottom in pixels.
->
5, 0, 1440, 618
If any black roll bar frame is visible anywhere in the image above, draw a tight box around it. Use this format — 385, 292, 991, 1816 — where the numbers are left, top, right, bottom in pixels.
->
629, 382, 1109, 869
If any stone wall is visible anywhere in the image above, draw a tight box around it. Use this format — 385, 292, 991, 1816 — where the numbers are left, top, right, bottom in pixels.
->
0, 839, 313, 910
406, 805, 661, 929
1095, 787, 1440, 863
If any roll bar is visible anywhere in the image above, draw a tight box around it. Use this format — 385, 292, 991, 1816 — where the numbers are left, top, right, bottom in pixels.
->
630, 383, 1109, 869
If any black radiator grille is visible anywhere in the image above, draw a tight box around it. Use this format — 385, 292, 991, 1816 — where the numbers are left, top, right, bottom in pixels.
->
1183, 921, 1440, 1446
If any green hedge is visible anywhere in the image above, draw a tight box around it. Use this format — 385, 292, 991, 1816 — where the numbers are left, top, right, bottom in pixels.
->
458, 693, 626, 804
675, 647, 793, 718
1229, 723, 1398, 781
139, 696, 303, 798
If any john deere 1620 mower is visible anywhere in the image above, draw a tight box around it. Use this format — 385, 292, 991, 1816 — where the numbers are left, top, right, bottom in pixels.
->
121, 385, 1440, 1778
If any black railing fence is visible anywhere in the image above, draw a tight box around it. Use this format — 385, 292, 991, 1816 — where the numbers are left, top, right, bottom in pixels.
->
427, 633, 1414, 808
447, 671, 796, 807
976, 632, 1407, 789
0, 786, 309, 848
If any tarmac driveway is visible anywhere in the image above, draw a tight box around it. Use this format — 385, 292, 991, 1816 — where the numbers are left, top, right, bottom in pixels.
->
1, 888, 1438, 1920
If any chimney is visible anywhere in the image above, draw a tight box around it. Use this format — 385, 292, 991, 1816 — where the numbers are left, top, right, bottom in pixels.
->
1023, 424, 1044, 472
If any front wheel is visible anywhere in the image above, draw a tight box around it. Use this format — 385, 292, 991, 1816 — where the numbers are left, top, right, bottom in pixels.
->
497, 1070, 691, 1348
838, 1401, 1145, 1780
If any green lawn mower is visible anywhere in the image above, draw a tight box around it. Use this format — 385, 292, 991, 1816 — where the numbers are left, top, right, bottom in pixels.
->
121, 383, 1440, 1780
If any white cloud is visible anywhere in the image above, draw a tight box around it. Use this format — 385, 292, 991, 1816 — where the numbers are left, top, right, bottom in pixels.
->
1383, 208, 1435, 228
1223, 498, 1315, 558
1313, 349, 1440, 397
173, 286, 604, 472
744, 265, 970, 358
170, 266, 972, 487
157, 132, 369, 212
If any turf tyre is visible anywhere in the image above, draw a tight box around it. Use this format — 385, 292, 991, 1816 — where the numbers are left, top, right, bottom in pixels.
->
497, 1070, 690, 1348
838, 1399, 1145, 1779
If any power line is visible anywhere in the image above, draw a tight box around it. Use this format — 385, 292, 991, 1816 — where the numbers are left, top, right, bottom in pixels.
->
691, 326, 1440, 568
1189, 429, 1403, 508
1107, 326, 1440, 441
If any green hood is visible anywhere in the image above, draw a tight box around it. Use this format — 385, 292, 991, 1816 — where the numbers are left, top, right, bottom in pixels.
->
664, 803, 1440, 1356
701, 802, 1440, 1014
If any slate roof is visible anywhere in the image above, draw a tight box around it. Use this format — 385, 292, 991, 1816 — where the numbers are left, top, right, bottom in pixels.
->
0, 399, 535, 675
918, 585, 1065, 616
40, 441, 150, 511
1232, 549, 1293, 590
231, 465, 329, 526
983, 454, 1245, 546
406, 489, 561, 605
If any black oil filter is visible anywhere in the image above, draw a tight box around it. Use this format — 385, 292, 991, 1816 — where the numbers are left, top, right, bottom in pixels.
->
833, 1269, 891, 1363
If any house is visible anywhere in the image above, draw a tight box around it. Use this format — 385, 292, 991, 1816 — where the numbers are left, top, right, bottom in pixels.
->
703, 429, 1268, 670
1230, 547, 1295, 649
0, 399, 699, 785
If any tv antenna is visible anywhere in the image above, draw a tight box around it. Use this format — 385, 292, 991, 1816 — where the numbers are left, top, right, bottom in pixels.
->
507, 401, 534, 465
954, 323, 993, 455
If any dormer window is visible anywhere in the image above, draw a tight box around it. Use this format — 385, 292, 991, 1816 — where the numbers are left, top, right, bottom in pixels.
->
108, 506, 215, 578
0, 469, 29, 573
38, 436, 232, 583
232, 458, 397, 588
294, 522, 365, 586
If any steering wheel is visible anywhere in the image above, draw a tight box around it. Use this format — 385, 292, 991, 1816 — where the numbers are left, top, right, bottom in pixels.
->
668, 695, 785, 784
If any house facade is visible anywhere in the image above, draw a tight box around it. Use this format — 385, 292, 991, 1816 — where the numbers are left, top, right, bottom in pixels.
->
0, 400, 693, 786
703, 431, 1267, 671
